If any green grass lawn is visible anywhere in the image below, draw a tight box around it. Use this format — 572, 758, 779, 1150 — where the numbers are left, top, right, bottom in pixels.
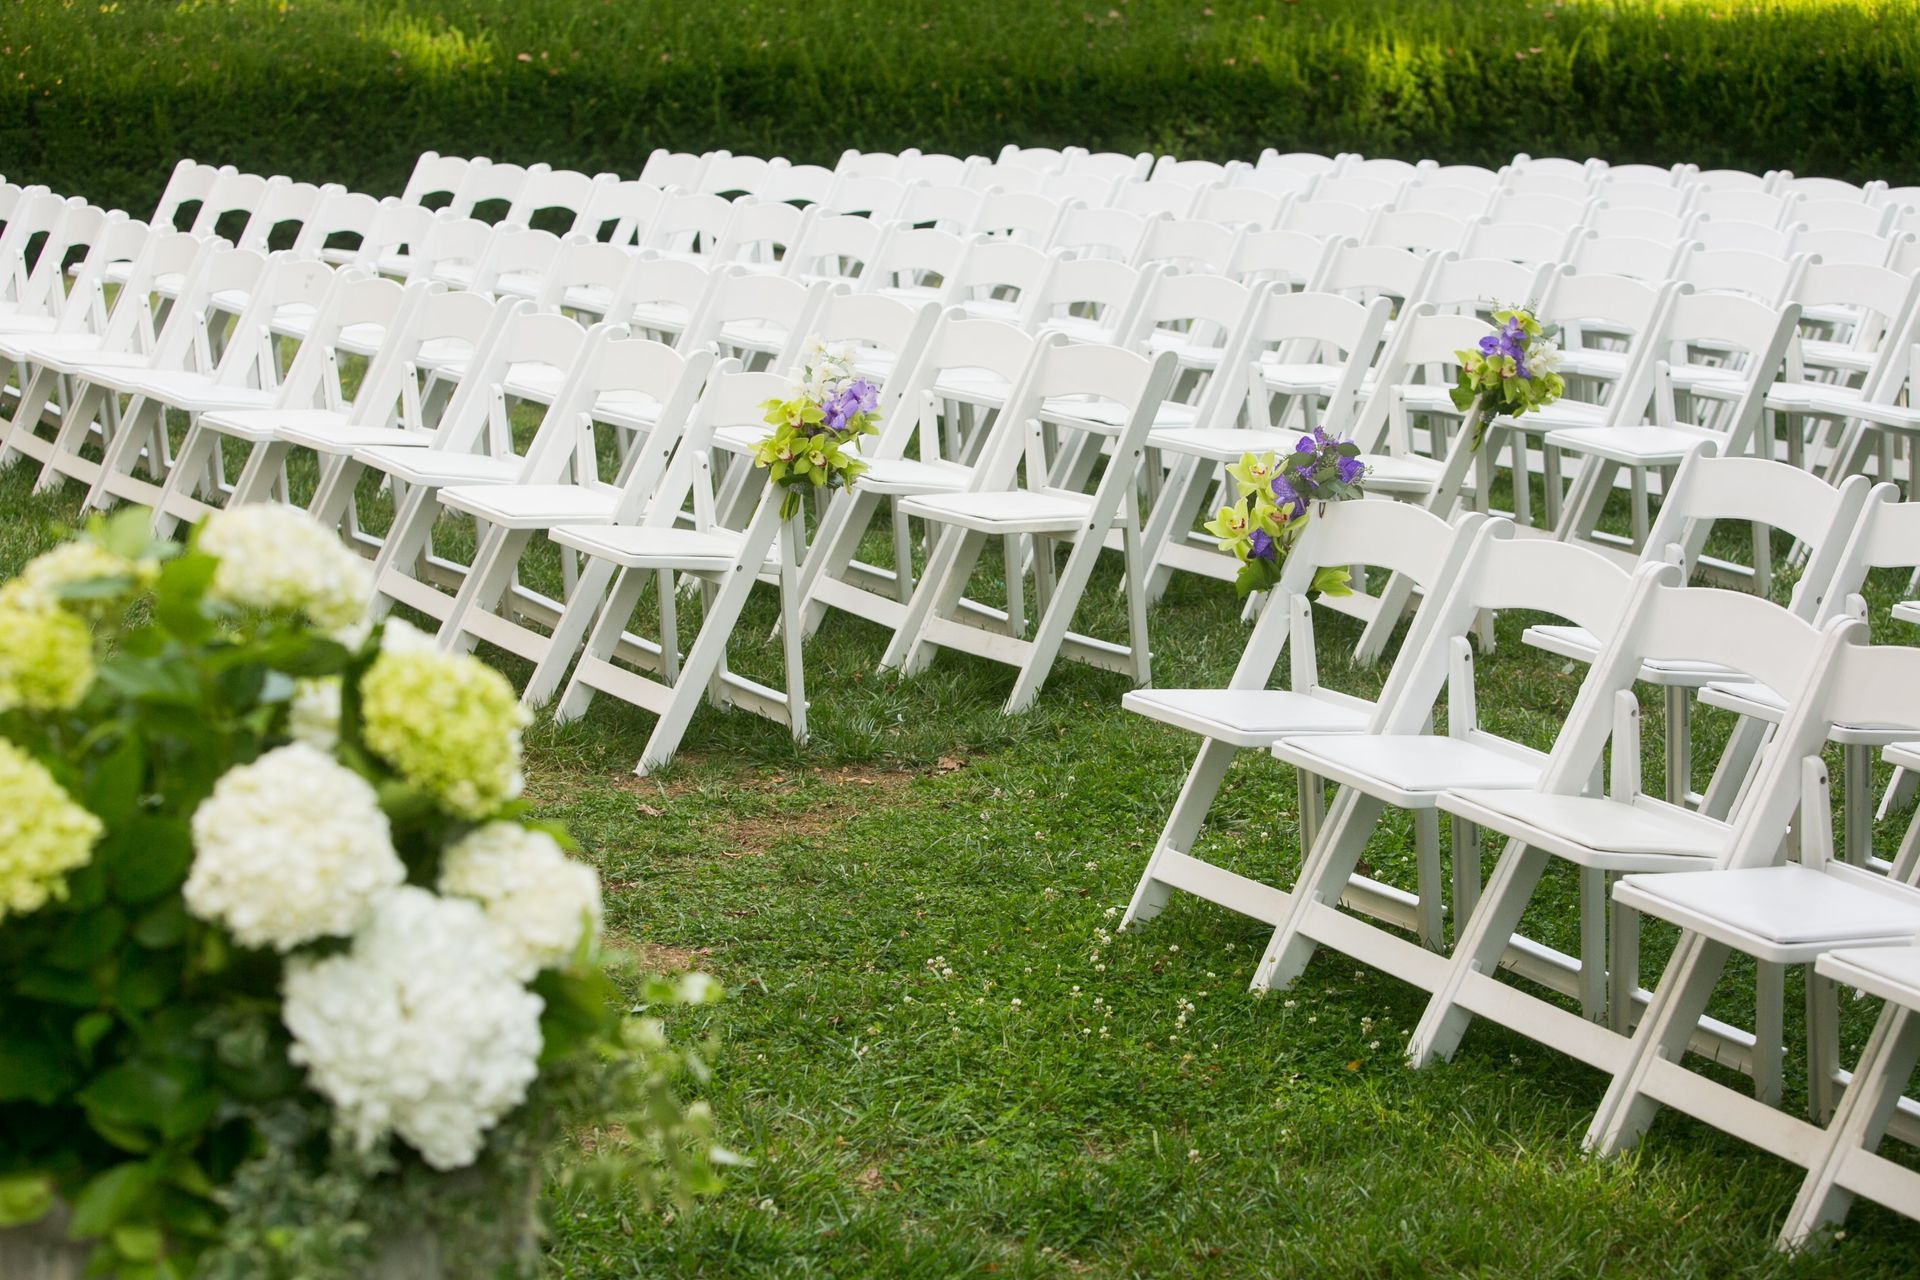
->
6, 0, 1920, 216
3, 449, 1919, 1275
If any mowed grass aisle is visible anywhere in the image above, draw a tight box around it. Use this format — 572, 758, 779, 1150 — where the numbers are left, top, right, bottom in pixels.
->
4, 462, 1918, 1276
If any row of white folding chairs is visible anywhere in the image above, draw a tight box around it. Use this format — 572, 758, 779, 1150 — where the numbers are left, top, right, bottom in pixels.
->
1116, 473, 1920, 1247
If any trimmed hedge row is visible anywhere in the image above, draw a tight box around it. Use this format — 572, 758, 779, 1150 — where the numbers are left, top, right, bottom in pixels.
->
4, 0, 1919, 217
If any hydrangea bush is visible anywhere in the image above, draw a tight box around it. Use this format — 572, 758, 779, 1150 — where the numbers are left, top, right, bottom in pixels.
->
0, 507, 727, 1279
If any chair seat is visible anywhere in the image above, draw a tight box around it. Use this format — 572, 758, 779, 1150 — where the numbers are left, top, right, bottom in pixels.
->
352, 447, 519, 487
1038, 315, 1119, 345
438, 483, 620, 527
856, 457, 971, 496
559, 284, 619, 316
1894, 600, 1920, 627
1798, 339, 1875, 377
0, 332, 107, 363
274, 419, 432, 455
1766, 381, 1869, 417
711, 423, 768, 456
1146, 426, 1307, 463
1357, 452, 1447, 495
1557, 348, 1631, 380
1665, 361, 1747, 397
626, 301, 692, 334
1445, 790, 1728, 860
1272, 733, 1543, 804
197, 407, 342, 442
1620, 865, 1920, 960
550, 523, 780, 572
1520, 624, 1744, 685
44, 350, 162, 380
1887, 741, 1920, 772
1257, 360, 1344, 396
1817, 944, 1920, 1011
0, 313, 61, 337
1544, 423, 1720, 466
933, 368, 1012, 407
1499, 397, 1610, 433
1043, 396, 1196, 434
122, 371, 274, 412
956, 297, 1023, 324
1697, 678, 1913, 744
898, 488, 1092, 535
1122, 688, 1370, 747
717, 319, 791, 354
1146, 330, 1227, 371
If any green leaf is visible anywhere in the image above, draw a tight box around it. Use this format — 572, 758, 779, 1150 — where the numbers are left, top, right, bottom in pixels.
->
46, 905, 127, 969
131, 899, 188, 950
79, 1058, 217, 1141
93, 655, 201, 708
152, 552, 219, 641
0, 1173, 54, 1228
100, 818, 193, 905
67, 1162, 157, 1238
0, 1015, 80, 1102
16, 967, 103, 1007
112, 1223, 165, 1261
1311, 564, 1357, 599
85, 732, 146, 828
74, 1010, 115, 1062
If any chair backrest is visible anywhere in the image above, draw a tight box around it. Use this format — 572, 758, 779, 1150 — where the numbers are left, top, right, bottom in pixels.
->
1585, 204, 1693, 242
1399, 183, 1494, 221
1788, 260, 1920, 379
648, 364, 789, 529
415, 214, 495, 285
1419, 253, 1552, 319
1193, 186, 1286, 231
823, 175, 911, 220
983, 340, 1178, 494
1279, 199, 1372, 240
1675, 245, 1804, 304
91, 230, 210, 357
1029, 257, 1155, 346
641, 191, 735, 258
1608, 163, 1687, 188
947, 237, 1054, 321
574, 179, 665, 246
1777, 174, 1883, 204
290, 190, 382, 260
866, 314, 1042, 463
1133, 217, 1243, 274
1536, 567, 1835, 806
1051, 205, 1153, 261
507, 168, 615, 233
186, 170, 272, 239
452, 161, 549, 221
1365, 210, 1470, 254
617, 256, 717, 344
348, 286, 500, 433
11, 200, 113, 313
1348, 306, 1494, 456
148, 159, 230, 231
1693, 168, 1774, 195
398, 151, 477, 210
1538, 269, 1674, 412
1569, 234, 1686, 283
1793, 226, 1906, 267
522, 328, 711, 495
1822, 486, 1920, 626
1237, 291, 1392, 436
974, 191, 1068, 246
1642, 452, 1872, 620
1314, 175, 1404, 210
897, 183, 987, 235
787, 213, 890, 284
899, 153, 981, 187
1152, 157, 1235, 189
1255, 149, 1340, 180
684, 268, 831, 371
1230, 228, 1339, 289
1592, 182, 1691, 216
1315, 241, 1438, 310
1065, 150, 1152, 184
472, 226, 562, 295
1653, 291, 1801, 448
531, 237, 639, 316
1793, 198, 1895, 236
863, 226, 967, 297
713, 197, 811, 271
638, 149, 708, 190
237, 178, 335, 251
272, 272, 413, 413
1459, 217, 1585, 266
1417, 164, 1501, 195
1122, 270, 1256, 361
1378, 524, 1638, 736
432, 304, 592, 457
209, 255, 338, 385
1112, 180, 1202, 220
803, 291, 942, 421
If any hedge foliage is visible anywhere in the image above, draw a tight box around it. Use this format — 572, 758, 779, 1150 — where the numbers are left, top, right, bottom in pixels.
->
4, 0, 1919, 216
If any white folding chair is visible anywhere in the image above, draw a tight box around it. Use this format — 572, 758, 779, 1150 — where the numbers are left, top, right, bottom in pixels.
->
879, 341, 1178, 712
1251, 528, 1639, 985
552, 363, 817, 775
1122, 505, 1490, 935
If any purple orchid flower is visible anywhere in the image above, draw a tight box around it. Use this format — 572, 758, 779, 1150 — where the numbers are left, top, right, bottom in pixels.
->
1248, 528, 1277, 562
1336, 453, 1365, 485
1271, 473, 1306, 517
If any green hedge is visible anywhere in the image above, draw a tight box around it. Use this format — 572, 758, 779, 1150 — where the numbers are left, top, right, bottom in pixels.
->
4, 0, 1919, 217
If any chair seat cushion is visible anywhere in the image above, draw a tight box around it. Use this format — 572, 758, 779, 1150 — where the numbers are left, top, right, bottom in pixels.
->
856, 457, 971, 495
1544, 424, 1719, 466
1145, 426, 1309, 462
352, 447, 519, 487
1522, 624, 1739, 684
124, 372, 274, 412
550, 524, 777, 571
1446, 791, 1728, 857
1038, 315, 1119, 345
438, 483, 620, 527
1042, 396, 1196, 432
1122, 688, 1370, 746
1817, 945, 1920, 1010
275, 420, 432, 454
898, 488, 1092, 535
1146, 330, 1226, 371
1275, 734, 1543, 794
1621, 865, 1920, 949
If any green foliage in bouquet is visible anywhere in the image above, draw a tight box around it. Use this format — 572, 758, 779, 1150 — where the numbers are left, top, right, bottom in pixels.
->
1450, 306, 1566, 452
0, 507, 729, 1279
752, 340, 881, 521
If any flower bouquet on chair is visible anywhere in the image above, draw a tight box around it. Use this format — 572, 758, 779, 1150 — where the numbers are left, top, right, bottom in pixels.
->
1451, 305, 1565, 451
1204, 429, 1368, 599
0, 506, 728, 1280
752, 338, 882, 520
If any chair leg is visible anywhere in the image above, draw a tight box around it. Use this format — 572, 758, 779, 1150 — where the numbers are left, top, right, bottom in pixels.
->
229, 439, 293, 509
1449, 816, 1481, 938
1755, 961, 1786, 1107
1120, 506, 1151, 687
1583, 932, 1733, 1154
1608, 900, 1640, 1036
1842, 742, 1873, 866
1807, 969, 1842, 1125
1250, 788, 1389, 992
778, 513, 808, 744
1121, 740, 1240, 929
367, 484, 438, 618
522, 556, 619, 708
556, 565, 649, 725
1779, 1005, 1920, 1250
1579, 866, 1607, 1021
879, 526, 985, 677
149, 422, 220, 537
435, 525, 530, 653
794, 487, 880, 638
1663, 685, 1692, 806
1404, 837, 1554, 1066
1006, 522, 1108, 715
1413, 808, 1444, 951
81, 395, 158, 513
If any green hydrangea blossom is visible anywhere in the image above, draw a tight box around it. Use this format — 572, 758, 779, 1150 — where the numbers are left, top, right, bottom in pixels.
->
0, 581, 95, 713
0, 737, 104, 920
359, 648, 530, 819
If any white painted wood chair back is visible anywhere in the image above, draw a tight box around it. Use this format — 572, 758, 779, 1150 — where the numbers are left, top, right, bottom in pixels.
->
1050, 205, 1154, 262
860, 226, 967, 308
785, 212, 892, 287
1364, 210, 1472, 255
1131, 217, 1245, 275
616, 255, 719, 348
1227, 228, 1340, 290
573, 179, 665, 248
451, 161, 549, 222
397, 152, 480, 211
147, 159, 231, 232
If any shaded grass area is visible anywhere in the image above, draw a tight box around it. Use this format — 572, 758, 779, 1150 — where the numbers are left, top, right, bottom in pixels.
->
3, 449, 1919, 1275
7, 1, 1920, 217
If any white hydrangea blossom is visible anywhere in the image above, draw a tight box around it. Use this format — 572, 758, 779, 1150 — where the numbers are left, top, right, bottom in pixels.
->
200, 505, 371, 632
184, 743, 405, 950
282, 887, 545, 1171
287, 677, 342, 752
439, 823, 603, 979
